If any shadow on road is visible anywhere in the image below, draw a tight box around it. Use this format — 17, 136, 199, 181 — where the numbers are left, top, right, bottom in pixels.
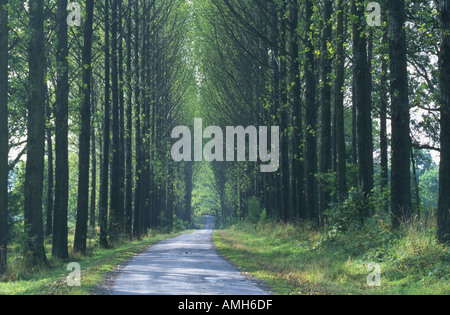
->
106, 215, 270, 295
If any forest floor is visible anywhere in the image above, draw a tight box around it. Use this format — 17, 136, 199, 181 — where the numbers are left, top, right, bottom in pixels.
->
213, 219, 450, 295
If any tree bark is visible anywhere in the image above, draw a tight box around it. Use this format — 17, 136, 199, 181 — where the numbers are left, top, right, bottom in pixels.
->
125, 0, 133, 237
389, 0, 412, 228
45, 85, 53, 238
184, 162, 194, 226
52, 0, 70, 260
380, 1, 389, 207
133, 0, 143, 239
335, 0, 348, 201
305, 0, 318, 221
90, 77, 97, 228
380, 55, 389, 208
24, 0, 48, 266
270, 2, 281, 220
438, 0, 450, 244
0, 0, 9, 275
74, 0, 95, 254
118, 0, 125, 236
110, 0, 122, 242
99, 0, 111, 249
289, 0, 305, 219
278, 2, 291, 221
319, 0, 333, 214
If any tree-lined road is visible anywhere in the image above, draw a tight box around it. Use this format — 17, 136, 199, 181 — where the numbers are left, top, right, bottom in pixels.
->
111, 216, 270, 295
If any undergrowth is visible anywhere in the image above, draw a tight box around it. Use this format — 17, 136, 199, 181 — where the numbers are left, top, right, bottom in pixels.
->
215, 214, 449, 295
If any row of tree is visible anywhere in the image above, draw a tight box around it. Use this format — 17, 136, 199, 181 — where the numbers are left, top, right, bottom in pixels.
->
0, 0, 194, 274
190, 0, 449, 243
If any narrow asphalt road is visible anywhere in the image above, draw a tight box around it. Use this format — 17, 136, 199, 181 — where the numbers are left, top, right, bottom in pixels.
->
110, 216, 270, 295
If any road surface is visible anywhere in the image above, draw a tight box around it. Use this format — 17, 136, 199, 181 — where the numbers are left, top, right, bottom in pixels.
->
110, 216, 270, 295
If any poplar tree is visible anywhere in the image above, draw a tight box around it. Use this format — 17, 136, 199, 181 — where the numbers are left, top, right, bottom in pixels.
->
0, 0, 9, 275
74, 0, 95, 254
389, 0, 412, 228
24, 0, 48, 266
438, 0, 450, 244
53, 0, 70, 260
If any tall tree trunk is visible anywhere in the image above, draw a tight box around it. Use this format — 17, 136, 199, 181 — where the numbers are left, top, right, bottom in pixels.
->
141, 11, 151, 232
90, 77, 97, 228
52, 0, 70, 259
389, 0, 412, 228
99, 0, 111, 249
289, 0, 305, 219
380, 1, 389, 209
270, 1, 282, 220
319, 0, 333, 214
25, 0, 48, 266
279, 2, 291, 221
335, 0, 347, 201
133, 0, 143, 239
380, 55, 389, 209
45, 87, 53, 238
184, 162, 193, 226
305, 0, 318, 221
118, 0, 125, 237
411, 147, 421, 214
74, 0, 95, 254
438, 0, 450, 244
166, 162, 174, 232
352, 0, 374, 222
352, 80, 358, 168
0, 0, 9, 275
110, 0, 122, 242
125, 0, 133, 237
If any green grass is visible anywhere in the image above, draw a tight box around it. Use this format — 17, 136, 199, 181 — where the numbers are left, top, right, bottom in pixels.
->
0, 230, 189, 295
213, 218, 450, 295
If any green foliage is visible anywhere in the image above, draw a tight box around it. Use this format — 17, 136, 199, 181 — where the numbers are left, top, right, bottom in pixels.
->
346, 216, 449, 285
324, 178, 391, 236
419, 166, 439, 210
7, 162, 26, 229
246, 196, 263, 225
324, 187, 369, 232
315, 171, 337, 200
172, 216, 189, 234
7, 225, 35, 279
192, 163, 221, 217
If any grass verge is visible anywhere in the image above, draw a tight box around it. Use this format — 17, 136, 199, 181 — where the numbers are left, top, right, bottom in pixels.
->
213, 219, 449, 295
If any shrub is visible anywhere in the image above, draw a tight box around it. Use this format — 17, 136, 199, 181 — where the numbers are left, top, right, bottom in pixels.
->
324, 187, 368, 233
172, 217, 188, 233
246, 196, 262, 225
